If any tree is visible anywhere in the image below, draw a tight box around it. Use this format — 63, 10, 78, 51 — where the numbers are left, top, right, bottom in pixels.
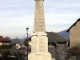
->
12, 37, 21, 44
24, 37, 31, 47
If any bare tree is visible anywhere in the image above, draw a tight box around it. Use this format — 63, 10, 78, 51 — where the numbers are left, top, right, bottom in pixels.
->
67, 46, 80, 60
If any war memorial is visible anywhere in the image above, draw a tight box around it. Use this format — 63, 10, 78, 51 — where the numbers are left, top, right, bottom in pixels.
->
28, 0, 55, 60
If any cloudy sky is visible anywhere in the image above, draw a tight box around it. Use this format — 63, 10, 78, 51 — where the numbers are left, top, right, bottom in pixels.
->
0, 0, 80, 38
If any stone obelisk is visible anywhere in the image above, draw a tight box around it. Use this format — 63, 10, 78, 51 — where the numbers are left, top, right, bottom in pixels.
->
28, 0, 52, 60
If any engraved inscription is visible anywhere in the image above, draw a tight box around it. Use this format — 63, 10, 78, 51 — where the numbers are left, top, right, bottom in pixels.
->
34, 0, 45, 32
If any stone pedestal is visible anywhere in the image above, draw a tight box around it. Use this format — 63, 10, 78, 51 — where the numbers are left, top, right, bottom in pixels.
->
29, 53, 51, 60
28, 32, 52, 60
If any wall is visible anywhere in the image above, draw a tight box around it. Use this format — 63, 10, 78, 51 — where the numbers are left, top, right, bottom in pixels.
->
70, 21, 80, 48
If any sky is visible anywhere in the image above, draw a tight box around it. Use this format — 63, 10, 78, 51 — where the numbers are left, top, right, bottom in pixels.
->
0, 0, 80, 38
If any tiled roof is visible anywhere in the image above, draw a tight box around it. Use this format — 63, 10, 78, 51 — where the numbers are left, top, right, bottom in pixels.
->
0, 36, 11, 42
47, 32, 67, 43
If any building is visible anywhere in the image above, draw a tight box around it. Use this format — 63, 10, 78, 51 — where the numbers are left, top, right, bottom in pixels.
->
0, 36, 11, 49
67, 18, 80, 48
47, 32, 67, 60
47, 32, 67, 46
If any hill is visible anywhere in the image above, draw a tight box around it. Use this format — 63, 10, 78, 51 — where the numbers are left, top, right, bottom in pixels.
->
58, 30, 69, 40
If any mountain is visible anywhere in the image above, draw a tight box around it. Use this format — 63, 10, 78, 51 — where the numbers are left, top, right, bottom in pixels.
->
58, 30, 69, 40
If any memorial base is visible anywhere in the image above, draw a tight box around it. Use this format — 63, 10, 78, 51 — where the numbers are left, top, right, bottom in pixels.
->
28, 52, 52, 60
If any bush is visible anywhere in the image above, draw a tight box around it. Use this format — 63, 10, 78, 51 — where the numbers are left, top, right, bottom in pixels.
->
0, 49, 25, 60
67, 47, 80, 60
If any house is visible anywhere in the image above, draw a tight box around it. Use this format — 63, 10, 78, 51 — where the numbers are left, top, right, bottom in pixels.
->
0, 36, 11, 45
46, 32, 67, 60
0, 36, 11, 49
47, 32, 67, 46
67, 18, 80, 48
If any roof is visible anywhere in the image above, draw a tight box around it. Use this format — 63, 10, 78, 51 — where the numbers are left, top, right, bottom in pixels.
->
46, 32, 67, 43
67, 18, 80, 32
0, 36, 11, 42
